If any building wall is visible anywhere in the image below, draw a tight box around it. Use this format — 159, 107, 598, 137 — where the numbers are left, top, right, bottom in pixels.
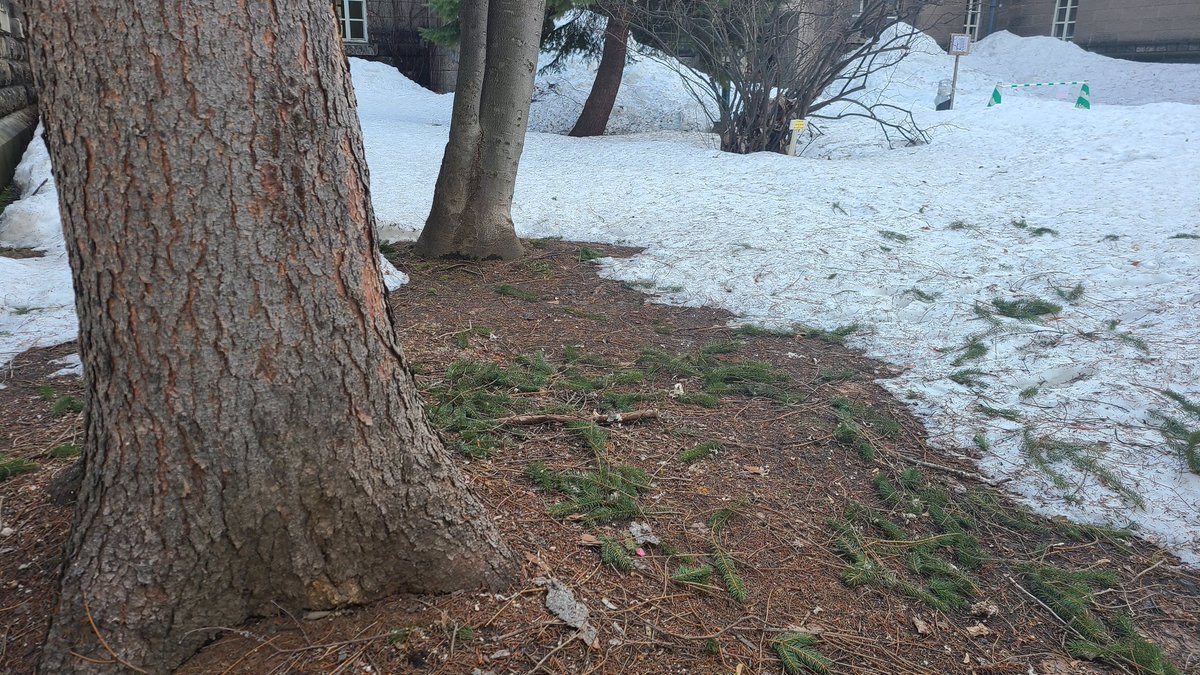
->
0, 3, 37, 189
1074, 0, 1200, 61
992, 0, 1057, 38
914, 2, 975, 46
348, 0, 1200, 92
348, 0, 459, 92
926, 0, 1200, 62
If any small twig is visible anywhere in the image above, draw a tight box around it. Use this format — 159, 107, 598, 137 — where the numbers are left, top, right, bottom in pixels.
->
283, 634, 392, 655
865, 532, 962, 548
1007, 574, 1072, 627
1131, 557, 1166, 582
637, 614, 757, 640
899, 454, 1007, 487
271, 600, 310, 645
68, 651, 118, 666
81, 600, 149, 673
497, 409, 659, 426
529, 635, 573, 673
785, 434, 835, 449
1005, 572, 1141, 675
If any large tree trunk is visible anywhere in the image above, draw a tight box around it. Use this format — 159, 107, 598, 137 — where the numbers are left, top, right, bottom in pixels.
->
415, 0, 544, 260
24, 1, 518, 672
569, 7, 631, 137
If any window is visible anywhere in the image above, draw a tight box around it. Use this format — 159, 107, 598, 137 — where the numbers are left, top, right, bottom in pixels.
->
1051, 0, 1078, 40
964, 0, 981, 40
854, 0, 899, 19
335, 0, 368, 42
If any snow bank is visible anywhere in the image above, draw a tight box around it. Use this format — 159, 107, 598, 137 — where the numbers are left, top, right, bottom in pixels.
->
530, 32, 713, 134
353, 32, 1200, 563
802, 25, 1200, 156
971, 32, 1200, 106
0, 134, 77, 368
0, 138, 62, 247
350, 58, 451, 128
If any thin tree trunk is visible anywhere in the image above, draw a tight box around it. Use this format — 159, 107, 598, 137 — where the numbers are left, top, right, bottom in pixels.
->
569, 7, 631, 137
420, 0, 488, 251
474, 0, 544, 243
415, 0, 544, 260
24, 2, 518, 672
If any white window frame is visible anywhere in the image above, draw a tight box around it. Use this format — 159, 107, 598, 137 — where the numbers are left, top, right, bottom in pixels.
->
1051, 0, 1078, 40
964, 0, 981, 41
335, 0, 369, 43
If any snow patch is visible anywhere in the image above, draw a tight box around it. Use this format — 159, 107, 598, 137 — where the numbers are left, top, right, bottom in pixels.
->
0, 131, 77, 368
971, 32, 1200, 106
49, 352, 82, 378
530, 31, 713, 135
379, 254, 410, 291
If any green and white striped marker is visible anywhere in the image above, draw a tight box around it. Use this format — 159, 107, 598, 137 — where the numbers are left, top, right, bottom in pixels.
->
1075, 83, 1091, 109
987, 81, 1091, 108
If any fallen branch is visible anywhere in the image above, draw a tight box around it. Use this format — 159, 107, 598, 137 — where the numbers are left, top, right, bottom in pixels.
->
1005, 575, 1104, 656
898, 455, 1008, 487
497, 410, 659, 426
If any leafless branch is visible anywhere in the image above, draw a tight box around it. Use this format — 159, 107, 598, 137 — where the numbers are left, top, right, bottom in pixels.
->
632, 0, 946, 153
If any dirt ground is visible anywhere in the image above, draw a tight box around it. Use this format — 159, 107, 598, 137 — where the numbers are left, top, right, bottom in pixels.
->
2, 240, 1198, 674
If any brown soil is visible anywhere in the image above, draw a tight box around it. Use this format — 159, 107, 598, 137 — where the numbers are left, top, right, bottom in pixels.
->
2, 240, 1198, 674
0, 342, 82, 669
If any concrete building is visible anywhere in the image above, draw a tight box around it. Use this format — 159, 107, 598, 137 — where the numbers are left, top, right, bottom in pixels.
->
921, 1, 1200, 63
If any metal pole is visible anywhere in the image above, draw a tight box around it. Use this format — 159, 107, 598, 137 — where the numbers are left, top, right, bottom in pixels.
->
950, 55, 961, 110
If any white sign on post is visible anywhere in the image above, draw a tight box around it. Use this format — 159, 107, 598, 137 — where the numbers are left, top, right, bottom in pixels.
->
787, 119, 807, 156
946, 34, 971, 110
949, 33, 971, 56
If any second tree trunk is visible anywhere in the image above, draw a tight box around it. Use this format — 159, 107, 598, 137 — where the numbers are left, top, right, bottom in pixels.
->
416, 0, 544, 260
570, 8, 631, 138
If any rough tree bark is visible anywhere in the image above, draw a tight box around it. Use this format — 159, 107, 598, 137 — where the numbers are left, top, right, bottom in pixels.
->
569, 6, 632, 137
24, 1, 518, 672
415, 0, 545, 260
